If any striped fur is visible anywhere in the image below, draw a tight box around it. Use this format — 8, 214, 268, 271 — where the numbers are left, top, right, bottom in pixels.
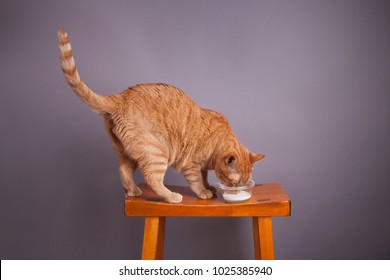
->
58, 28, 264, 203
58, 28, 117, 114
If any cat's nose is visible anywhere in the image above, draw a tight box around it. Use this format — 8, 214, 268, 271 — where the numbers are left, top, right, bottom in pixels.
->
228, 174, 240, 186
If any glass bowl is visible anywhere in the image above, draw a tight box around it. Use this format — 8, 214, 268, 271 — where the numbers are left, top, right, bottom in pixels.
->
217, 180, 255, 203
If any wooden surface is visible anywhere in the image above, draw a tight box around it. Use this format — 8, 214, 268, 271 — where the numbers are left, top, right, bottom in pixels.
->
125, 183, 291, 217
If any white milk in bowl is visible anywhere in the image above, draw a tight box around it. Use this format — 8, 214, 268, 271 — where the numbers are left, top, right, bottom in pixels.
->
218, 180, 255, 203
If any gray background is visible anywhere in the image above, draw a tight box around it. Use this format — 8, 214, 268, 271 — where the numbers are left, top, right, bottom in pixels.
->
1, 0, 389, 259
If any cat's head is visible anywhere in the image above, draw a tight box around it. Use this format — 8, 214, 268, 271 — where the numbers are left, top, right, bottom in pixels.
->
215, 148, 264, 187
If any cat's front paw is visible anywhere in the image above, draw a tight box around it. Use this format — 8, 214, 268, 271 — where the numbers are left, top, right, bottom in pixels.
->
165, 192, 183, 203
206, 185, 217, 195
198, 189, 214, 199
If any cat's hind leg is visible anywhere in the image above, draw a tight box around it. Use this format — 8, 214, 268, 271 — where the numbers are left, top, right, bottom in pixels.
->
119, 157, 142, 197
104, 117, 141, 197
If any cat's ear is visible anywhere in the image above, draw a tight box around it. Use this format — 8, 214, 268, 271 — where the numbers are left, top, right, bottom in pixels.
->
225, 155, 237, 168
251, 153, 265, 164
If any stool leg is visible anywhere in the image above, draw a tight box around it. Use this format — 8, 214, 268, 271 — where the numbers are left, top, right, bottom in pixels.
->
142, 217, 165, 260
252, 217, 275, 260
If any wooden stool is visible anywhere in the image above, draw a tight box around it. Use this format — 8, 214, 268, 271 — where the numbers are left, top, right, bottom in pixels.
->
125, 183, 291, 260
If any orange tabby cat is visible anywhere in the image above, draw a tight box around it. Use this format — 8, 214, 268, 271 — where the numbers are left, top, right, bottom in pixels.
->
58, 28, 264, 203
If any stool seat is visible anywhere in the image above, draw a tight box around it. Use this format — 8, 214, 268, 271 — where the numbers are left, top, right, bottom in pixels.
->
125, 183, 291, 259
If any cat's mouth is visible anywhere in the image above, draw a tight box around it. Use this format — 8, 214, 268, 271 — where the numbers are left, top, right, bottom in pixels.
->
217, 179, 255, 189
223, 181, 239, 187
219, 179, 252, 188
218, 175, 242, 187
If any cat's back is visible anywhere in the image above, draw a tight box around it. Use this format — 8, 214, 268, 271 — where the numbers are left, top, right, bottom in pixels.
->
113, 83, 203, 136
118, 83, 197, 112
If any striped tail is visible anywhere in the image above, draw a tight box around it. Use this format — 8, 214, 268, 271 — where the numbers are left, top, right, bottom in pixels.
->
58, 28, 116, 115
